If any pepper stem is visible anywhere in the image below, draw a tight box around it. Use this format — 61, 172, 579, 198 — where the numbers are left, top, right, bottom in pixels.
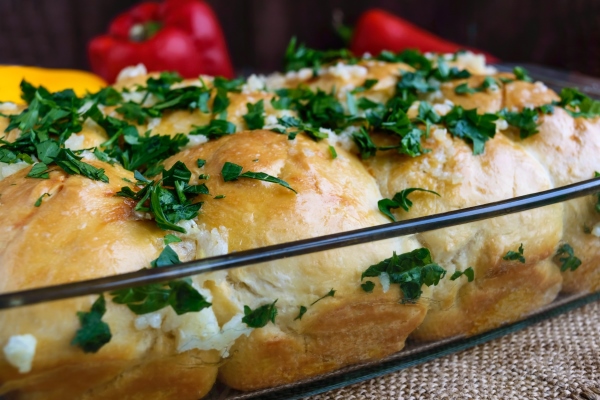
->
129, 21, 163, 42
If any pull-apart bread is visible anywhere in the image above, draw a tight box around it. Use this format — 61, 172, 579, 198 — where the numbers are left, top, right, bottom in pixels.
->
0, 47, 599, 398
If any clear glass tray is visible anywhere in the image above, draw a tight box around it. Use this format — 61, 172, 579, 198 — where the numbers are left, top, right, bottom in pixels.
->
1, 64, 599, 400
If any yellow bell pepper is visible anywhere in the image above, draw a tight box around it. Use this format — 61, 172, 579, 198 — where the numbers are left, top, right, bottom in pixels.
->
0, 66, 107, 104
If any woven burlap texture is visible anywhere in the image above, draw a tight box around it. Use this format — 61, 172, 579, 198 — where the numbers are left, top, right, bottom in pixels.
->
305, 301, 600, 400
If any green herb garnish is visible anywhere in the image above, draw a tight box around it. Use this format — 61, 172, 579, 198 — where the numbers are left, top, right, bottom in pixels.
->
243, 99, 265, 130
221, 161, 297, 193
443, 106, 498, 155
294, 306, 308, 321
110, 278, 211, 315
242, 300, 278, 328
503, 243, 525, 263
449, 267, 475, 282
71, 295, 112, 353
555, 244, 582, 272
150, 245, 181, 268
361, 248, 446, 302
378, 188, 440, 222
34, 193, 51, 207
310, 289, 335, 306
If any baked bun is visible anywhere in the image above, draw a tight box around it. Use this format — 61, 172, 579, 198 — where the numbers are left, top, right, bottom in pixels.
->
162, 130, 427, 390
0, 162, 219, 399
500, 81, 600, 293
363, 129, 563, 340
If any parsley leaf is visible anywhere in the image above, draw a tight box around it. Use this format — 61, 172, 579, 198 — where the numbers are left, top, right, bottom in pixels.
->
352, 128, 378, 159
26, 162, 51, 179
449, 267, 475, 282
555, 243, 582, 272
150, 245, 181, 268
242, 300, 278, 328
164, 234, 182, 245
110, 278, 211, 316
197, 159, 206, 168
361, 281, 375, 292
499, 107, 540, 139
284, 37, 355, 73
503, 243, 525, 263
443, 106, 498, 155
190, 119, 236, 140
221, 161, 297, 193
55, 149, 109, 183
361, 248, 446, 302
378, 188, 441, 222
513, 66, 533, 82
294, 305, 308, 321
243, 99, 265, 130
377, 49, 432, 72
328, 145, 338, 159
557, 88, 600, 119
454, 77, 498, 95
116, 162, 204, 233
34, 192, 51, 207
310, 289, 335, 306
71, 295, 112, 353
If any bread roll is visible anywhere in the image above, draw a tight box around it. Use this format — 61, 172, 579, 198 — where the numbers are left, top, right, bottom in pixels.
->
0, 162, 219, 399
362, 129, 563, 340
500, 81, 600, 293
162, 130, 427, 390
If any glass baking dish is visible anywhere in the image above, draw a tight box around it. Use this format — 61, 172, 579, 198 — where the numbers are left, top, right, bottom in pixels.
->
1, 64, 600, 399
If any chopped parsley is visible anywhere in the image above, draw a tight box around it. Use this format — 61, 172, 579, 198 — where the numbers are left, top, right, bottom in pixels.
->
116, 162, 206, 233
360, 281, 376, 293
450, 267, 475, 282
294, 289, 336, 321
454, 77, 498, 95
352, 79, 379, 93
513, 66, 533, 82
503, 243, 525, 263
443, 106, 498, 155
284, 37, 355, 73
361, 248, 446, 302
110, 278, 211, 315
221, 161, 297, 193
328, 145, 338, 159
555, 243, 582, 272
71, 295, 112, 353
294, 305, 308, 321
242, 300, 278, 328
27, 162, 51, 179
378, 188, 440, 222
34, 192, 51, 207
189, 119, 236, 139
163, 234, 182, 245
557, 88, 600, 119
310, 288, 335, 306
150, 245, 181, 268
243, 99, 265, 130
499, 105, 554, 139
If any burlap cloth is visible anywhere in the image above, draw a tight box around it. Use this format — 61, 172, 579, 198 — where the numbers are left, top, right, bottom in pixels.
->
305, 300, 600, 400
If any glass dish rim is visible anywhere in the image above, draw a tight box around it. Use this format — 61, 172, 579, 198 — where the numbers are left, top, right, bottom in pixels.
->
1, 177, 599, 310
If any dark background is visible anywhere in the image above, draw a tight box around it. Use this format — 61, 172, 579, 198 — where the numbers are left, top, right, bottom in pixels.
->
1, 0, 599, 76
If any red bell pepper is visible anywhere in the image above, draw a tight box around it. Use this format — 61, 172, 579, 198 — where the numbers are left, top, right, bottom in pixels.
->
350, 9, 499, 63
88, 0, 234, 83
